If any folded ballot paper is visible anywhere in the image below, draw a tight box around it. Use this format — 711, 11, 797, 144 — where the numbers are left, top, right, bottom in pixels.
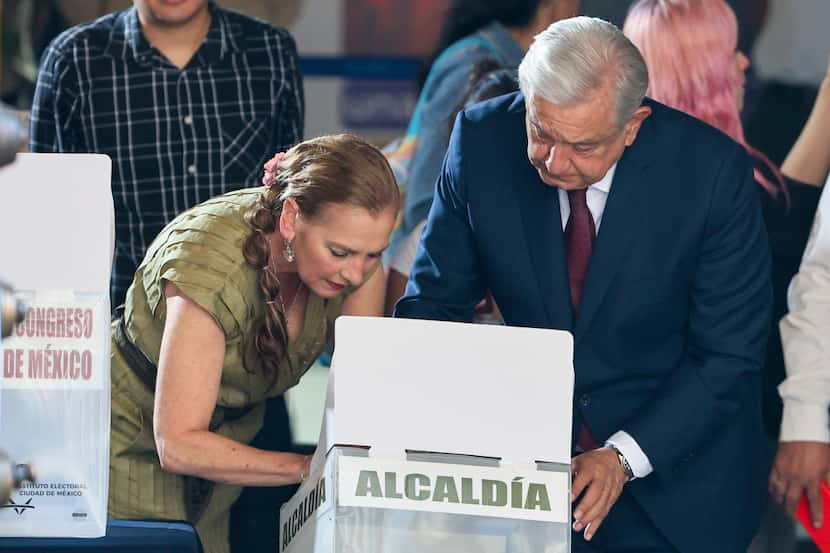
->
0, 154, 113, 537
280, 316, 575, 553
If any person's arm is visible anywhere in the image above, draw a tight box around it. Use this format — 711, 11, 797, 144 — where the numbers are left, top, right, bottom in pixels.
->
29, 35, 87, 153
273, 31, 304, 150
29, 37, 82, 153
778, 183, 830, 442
780, 57, 830, 186
153, 282, 309, 486
394, 113, 486, 322
771, 184, 830, 523
341, 261, 387, 317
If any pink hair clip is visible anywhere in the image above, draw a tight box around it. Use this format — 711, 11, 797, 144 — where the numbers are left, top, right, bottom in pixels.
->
262, 151, 287, 189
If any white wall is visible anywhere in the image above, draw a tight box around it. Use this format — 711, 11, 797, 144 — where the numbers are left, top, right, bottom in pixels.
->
289, 0, 346, 139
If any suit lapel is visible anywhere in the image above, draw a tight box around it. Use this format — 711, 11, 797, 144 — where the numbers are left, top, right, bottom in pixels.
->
515, 160, 574, 331
573, 128, 655, 343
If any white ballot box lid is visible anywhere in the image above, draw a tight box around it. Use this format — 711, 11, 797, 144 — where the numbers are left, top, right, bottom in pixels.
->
323, 316, 574, 466
0, 153, 113, 291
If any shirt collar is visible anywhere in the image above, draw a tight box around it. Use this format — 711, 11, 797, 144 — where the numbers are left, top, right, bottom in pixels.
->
591, 162, 617, 195
476, 21, 525, 67
118, 1, 238, 67
122, 7, 152, 61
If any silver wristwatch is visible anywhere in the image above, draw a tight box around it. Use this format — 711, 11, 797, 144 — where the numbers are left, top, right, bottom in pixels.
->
605, 443, 634, 481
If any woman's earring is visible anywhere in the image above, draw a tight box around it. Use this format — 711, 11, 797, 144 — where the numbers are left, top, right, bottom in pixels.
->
283, 239, 295, 263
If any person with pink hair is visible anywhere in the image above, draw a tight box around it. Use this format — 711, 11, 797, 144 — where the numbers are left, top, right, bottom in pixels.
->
624, 0, 830, 548
624, 0, 829, 193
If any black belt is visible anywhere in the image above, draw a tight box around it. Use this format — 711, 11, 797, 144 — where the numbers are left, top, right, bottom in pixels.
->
113, 307, 158, 391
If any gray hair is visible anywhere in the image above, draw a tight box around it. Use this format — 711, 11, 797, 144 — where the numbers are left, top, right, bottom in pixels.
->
518, 16, 649, 128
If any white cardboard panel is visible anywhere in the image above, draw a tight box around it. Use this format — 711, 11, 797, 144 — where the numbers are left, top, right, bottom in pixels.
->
0, 153, 112, 537
0, 153, 113, 291
330, 317, 574, 465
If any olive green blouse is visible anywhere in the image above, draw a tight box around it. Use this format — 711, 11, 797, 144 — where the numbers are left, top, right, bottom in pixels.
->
109, 188, 345, 553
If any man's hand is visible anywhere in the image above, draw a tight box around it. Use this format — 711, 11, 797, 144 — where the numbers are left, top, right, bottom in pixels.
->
571, 447, 628, 540
770, 441, 830, 526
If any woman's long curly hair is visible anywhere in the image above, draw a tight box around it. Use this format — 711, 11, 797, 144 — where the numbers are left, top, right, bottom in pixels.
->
242, 134, 399, 378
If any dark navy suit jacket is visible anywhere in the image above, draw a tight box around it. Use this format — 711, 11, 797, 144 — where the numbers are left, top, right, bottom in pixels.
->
395, 93, 772, 553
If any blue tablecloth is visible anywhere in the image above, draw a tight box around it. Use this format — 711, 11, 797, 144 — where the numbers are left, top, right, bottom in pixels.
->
0, 520, 202, 552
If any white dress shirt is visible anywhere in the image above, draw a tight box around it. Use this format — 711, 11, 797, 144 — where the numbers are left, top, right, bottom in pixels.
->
779, 179, 830, 442
389, 220, 427, 277
558, 164, 654, 479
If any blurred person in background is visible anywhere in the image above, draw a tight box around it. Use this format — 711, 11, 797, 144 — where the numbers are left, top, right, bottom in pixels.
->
29, 0, 304, 311
623, 1, 830, 551
0, 0, 69, 107
572, 0, 767, 51
385, 60, 519, 315
773, 178, 830, 540
747, 0, 830, 166
386, 0, 579, 307
2, 0, 301, 109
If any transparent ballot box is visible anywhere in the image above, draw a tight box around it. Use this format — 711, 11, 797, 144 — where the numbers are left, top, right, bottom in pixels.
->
0, 154, 113, 538
281, 447, 571, 553
281, 317, 575, 553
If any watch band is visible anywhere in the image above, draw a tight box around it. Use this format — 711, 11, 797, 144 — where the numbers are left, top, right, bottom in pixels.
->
605, 443, 635, 481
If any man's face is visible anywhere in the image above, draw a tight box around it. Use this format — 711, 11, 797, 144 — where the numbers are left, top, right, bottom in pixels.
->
134, 0, 208, 27
525, 87, 650, 190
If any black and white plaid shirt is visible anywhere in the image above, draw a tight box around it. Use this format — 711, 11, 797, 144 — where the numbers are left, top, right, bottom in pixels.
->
30, 2, 304, 308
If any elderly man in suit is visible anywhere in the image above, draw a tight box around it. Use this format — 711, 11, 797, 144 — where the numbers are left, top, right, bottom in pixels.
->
395, 16, 772, 553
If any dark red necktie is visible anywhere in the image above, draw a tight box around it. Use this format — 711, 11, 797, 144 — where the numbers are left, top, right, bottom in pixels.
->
565, 188, 596, 313
565, 188, 599, 451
